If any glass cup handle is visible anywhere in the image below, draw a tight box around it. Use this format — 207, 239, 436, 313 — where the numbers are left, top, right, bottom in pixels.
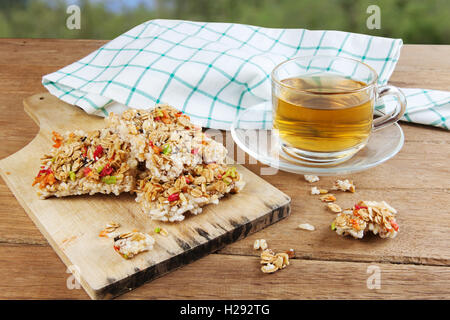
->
373, 85, 407, 131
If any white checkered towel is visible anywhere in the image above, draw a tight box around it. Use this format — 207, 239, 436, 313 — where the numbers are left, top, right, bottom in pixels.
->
42, 19, 450, 130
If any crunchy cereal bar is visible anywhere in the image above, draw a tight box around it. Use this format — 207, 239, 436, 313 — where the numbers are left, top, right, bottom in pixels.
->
331, 200, 399, 239
33, 129, 136, 199
136, 163, 245, 222
106, 105, 228, 182
113, 231, 155, 259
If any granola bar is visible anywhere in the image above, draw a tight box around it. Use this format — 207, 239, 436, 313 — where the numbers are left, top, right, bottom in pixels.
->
135, 163, 245, 222
106, 105, 228, 182
331, 200, 399, 239
33, 105, 245, 223
33, 129, 136, 199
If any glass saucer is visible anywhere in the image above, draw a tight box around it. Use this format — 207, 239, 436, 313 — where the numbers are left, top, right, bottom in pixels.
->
230, 105, 404, 176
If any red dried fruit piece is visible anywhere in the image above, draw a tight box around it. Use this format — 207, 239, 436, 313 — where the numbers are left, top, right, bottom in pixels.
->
285, 249, 295, 258
168, 193, 179, 202
390, 219, 399, 231
99, 164, 113, 177
36, 168, 53, 177
83, 167, 92, 177
93, 145, 103, 159
51, 131, 63, 148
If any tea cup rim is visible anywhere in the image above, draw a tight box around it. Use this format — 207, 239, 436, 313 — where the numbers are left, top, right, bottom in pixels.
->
271, 55, 379, 94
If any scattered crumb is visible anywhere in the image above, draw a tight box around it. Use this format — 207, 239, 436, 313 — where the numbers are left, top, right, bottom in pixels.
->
154, 226, 168, 236
285, 248, 295, 258
304, 175, 320, 183
320, 194, 336, 202
253, 239, 268, 250
311, 186, 320, 195
311, 186, 328, 195
261, 263, 278, 274
260, 249, 290, 274
113, 231, 155, 259
327, 203, 342, 213
331, 179, 356, 193
99, 222, 120, 238
259, 239, 268, 250
298, 223, 315, 231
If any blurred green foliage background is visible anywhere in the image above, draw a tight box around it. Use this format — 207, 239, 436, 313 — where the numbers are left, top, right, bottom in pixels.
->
0, 0, 448, 43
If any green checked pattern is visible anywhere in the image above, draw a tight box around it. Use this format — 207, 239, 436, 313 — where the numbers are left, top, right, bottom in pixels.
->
42, 19, 449, 130
376, 88, 450, 130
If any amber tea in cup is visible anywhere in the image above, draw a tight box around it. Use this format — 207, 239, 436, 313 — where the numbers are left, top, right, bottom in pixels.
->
271, 56, 406, 164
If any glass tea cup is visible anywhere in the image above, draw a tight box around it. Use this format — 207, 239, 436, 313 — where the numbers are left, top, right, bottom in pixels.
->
271, 55, 406, 164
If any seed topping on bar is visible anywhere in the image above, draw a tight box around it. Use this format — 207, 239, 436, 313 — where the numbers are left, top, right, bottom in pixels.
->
106, 105, 228, 182
136, 163, 245, 222
33, 129, 136, 199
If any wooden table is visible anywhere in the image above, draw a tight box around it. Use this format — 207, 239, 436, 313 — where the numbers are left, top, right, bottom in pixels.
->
0, 40, 449, 299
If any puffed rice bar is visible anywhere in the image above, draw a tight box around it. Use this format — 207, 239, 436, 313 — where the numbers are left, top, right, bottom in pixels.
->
33, 129, 136, 199
136, 163, 245, 222
106, 105, 228, 182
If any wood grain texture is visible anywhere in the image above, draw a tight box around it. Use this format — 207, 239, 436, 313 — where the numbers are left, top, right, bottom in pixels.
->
0, 39, 449, 299
1, 244, 449, 300
0, 93, 290, 299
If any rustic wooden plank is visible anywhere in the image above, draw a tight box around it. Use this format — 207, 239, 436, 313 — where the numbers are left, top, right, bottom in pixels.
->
0, 39, 105, 158
234, 130, 450, 191
390, 45, 450, 91
2, 135, 449, 265
0, 182, 47, 245
217, 187, 450, 265
3, 171, 450, 266
1, 244, 449, 300
0, 39, 105, 67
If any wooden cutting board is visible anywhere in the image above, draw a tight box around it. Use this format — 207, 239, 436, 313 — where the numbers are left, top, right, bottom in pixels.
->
0, 93, 291, 299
